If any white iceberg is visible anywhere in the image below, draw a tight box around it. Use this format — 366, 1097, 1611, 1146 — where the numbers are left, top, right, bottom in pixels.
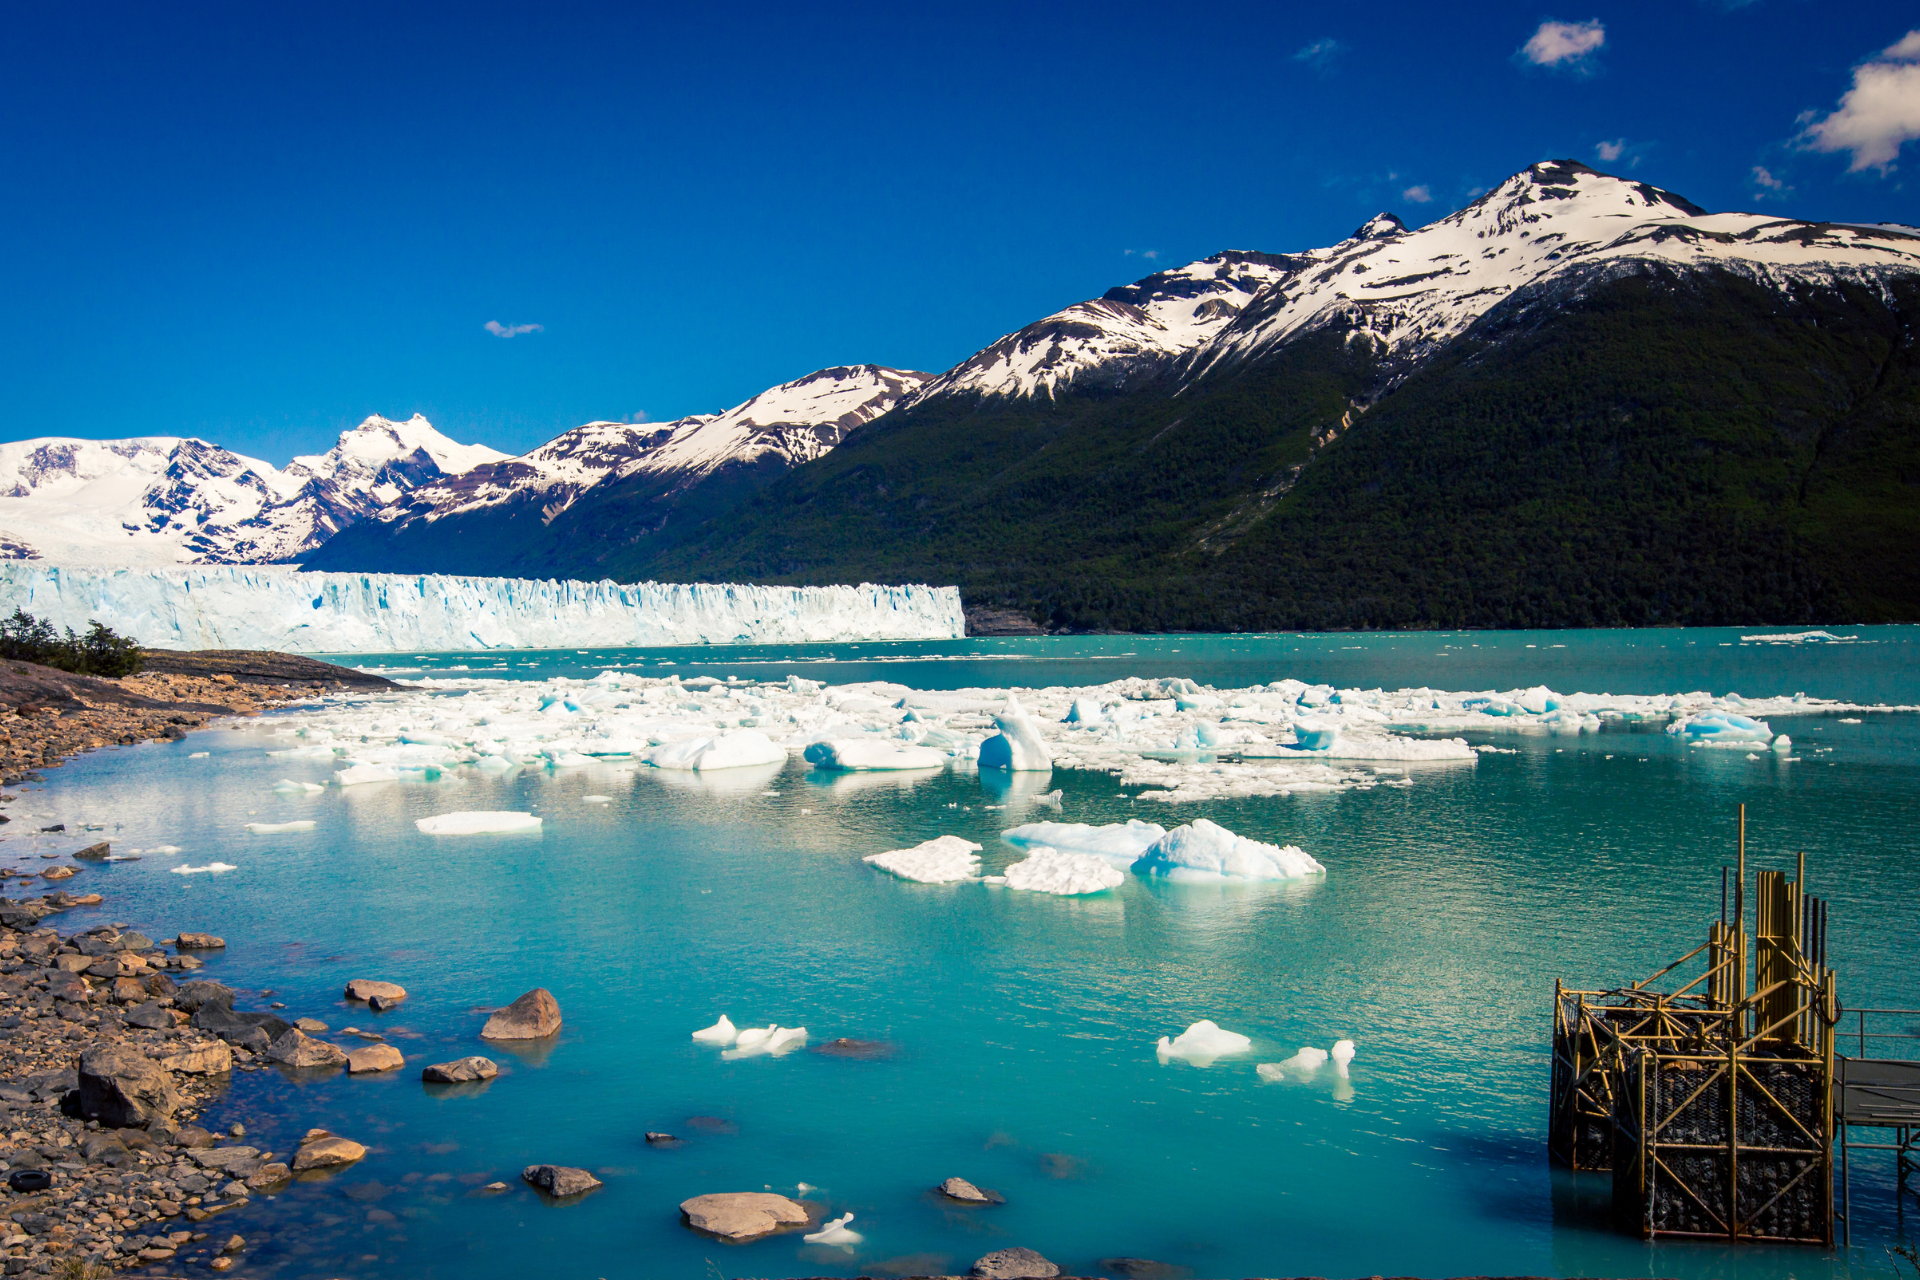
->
1668, 710, 1774, 743
169, 862, 237, 875
863, 836, 982, 883
1000, 847, 1125, 895
271, 779, 325, 794
1290, 717, 1341, 751
335, 764, 399, 786
1156, 1019, 1252, 1065
415, 811, 543, 836
269, 746, 339, 760
1063, 698, 1106, 724
1332, 1039, 1356, 1075
644, 730, 786, 771
582, 795, 611, 803
978, 696, 1052, 771
722, 1025, 808, 1059
692, 1015, 738, 1045
803, 1212, 862, 1247
244, 820, 315, 834
1131, 819, 1324, 883
1003, 819, 1167, 868
804, 739, 946, 771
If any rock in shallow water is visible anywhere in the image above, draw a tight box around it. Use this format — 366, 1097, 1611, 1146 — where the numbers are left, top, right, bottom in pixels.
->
679, 1191, 809, 1240
480, 988, 561, 1040
422, 1055, 498, 1083
523, 1164, 602, 1197
970, 1246, 1059, 1278
264, 1028, 347, 1069
938, 1176, 1003, 1204
344, 978, 406, 1003
291, 1133, 366, 1171
346, 1044, 405, 1073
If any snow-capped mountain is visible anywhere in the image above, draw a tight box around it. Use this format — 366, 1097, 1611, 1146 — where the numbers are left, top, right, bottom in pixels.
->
906, 250, 1303, 403
0, 415, 504, 566
300, 365, 929, 573
907, 161, 1920, 409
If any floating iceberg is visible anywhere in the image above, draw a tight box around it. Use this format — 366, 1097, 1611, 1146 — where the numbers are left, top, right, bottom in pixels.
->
804, 739, 946, 771
335, 764, 399, 786
0, 564, 964, 652
415, 811, 543, 836
1002, 819, 1168, 868
169, 862, 237, 875
692, 1015, 738, 1045
1332, 1039, 1357, 1075
722, 1025, 808, 1059
978, 696, 1053, 771
1290, 717, 1341, 751
863, 836, 982, 883
1000, 847, 1125, 895
1742, 631, 1857, 643
271, 779, 325, 794
244, 820, 315, 834
1156, 1019, 1252, 1065
804, 1213, 862, 1247
1668, 711, 1774, 744
644, 730, 786, 771
1131, 819, 1324, 883
1063, 698, 1106, 724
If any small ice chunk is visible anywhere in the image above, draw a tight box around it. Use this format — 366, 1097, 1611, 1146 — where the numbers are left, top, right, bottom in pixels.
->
582, 795, 612, 803
1667, 711, 1774, 743
188, 751, 210, 759
803, 1212, 862, 1247
1131, 818, 1324, 883
1155, 1019, 1252, 1064
722, 1025, 808, 1059
415, 812, 543, 836
1332, 1038, 1356, 1076
1034, 789, 1064, 809
1771, 734, 1792, 753
864, 836, 982, 883
978, 696, 1053, 771
645, 730, 786, 771
335, 764, 399, 786
1001, 847, 1124, 896
1261, 1046, 1330, 1080
692, 1014, 738, 1045
169, 862, 236, 875
272, 779, 326, 794
804, 739, 947, 771
1002, 819, 1168, 867
1290, 717, 1341, 751
244, 821, 315, 834
1063, 698, 1106, 724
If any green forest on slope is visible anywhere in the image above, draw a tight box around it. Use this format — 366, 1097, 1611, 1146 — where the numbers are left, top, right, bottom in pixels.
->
613, 267, 1920, 631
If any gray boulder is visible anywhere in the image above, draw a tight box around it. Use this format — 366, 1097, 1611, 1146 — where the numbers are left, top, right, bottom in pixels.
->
523, 1164, 603, 1197
263, 1028, 347, 1069
480, 988, 561, 1040
344, 979, 406, 1003
422, 1056, 498, 1083
971, 1247, 1060, 1278
679, 1192, 810, 1241
123, 1001, 173, 1031
939, 1176, 1003, 1204
77, 1043, 180, 1128
172, 980, 233, 1013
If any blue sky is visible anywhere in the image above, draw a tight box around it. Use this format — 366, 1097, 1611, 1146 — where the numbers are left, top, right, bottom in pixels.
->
3, 1, 1917, 462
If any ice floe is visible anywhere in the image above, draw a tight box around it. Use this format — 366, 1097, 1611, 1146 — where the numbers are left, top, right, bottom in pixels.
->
1668, 711, 1775, 744
244, 667, 1914, 809
415, 812, 543, 836
1000, 847, 1125, 895
863, 836, 982, 883
722, 1025, 808, 1059
272, 779, 326, 793
1132, 819, 1324, 883
244, 820, 315, 834
1156, 1020, 1252, 1065
1742, 630, 1858, 643
1002, 819, 1168, 867
804, 1213, 862, 1247
692, 1015, 738, 1045
169, 862, 236, 875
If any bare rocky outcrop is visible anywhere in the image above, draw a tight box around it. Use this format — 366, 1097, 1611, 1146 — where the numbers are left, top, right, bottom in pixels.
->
77, 1043, 180, 1128
679, 1191, 811, 1241
480, 988, 561, 1040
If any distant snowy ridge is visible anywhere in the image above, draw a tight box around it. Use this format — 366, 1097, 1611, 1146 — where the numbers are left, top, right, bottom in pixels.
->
0, 416, 504, 567
909, 161, 1920, 405
0, 565, 963, 652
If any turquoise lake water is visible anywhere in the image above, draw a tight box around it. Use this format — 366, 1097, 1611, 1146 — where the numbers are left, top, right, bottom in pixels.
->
10, 626, 1920, 1279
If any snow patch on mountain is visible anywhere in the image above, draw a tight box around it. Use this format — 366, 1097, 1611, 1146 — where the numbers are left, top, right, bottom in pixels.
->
0, 416, 503, 566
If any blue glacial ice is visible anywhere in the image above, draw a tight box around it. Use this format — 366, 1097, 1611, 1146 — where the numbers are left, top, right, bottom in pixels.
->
978, 697, 1053, 771
1132, 819, 1325, 883
1002, 819, 1168, 867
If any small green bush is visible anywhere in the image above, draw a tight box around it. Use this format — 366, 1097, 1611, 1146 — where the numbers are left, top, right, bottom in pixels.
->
0, 609, 145, 678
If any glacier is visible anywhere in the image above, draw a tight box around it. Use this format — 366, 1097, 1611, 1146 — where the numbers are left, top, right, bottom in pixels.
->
0, 564, 964, 652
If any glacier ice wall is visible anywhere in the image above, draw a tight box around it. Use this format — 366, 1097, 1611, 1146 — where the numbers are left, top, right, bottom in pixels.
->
0, 565, 964, 653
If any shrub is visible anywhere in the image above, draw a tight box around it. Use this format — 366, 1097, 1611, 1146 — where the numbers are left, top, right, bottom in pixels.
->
0, 609, 145, 678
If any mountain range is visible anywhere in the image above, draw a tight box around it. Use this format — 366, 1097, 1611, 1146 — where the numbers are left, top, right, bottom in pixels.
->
9, 160, 1919, 630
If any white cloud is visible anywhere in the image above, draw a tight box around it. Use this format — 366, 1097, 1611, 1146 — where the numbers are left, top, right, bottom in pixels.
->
1401, 184, 1433, 203
1521, 19, 1605, 68
484, 320, 544, 338
1293, 38, 1343, 72
1595, 138, 1626, 162
628, 411, 650, 424
1124, 249, 1160, 261
1800, 30, 1920, 173
1750, 165, 1791, 196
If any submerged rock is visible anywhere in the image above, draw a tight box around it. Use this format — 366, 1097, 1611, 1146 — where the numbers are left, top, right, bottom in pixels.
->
422, 1055, 498, 1083
971, 1246, 1059, 1278
480, 988, 561, 1040
523, 1164, 602, 1197
938, 1176, 1003, 1204
811, 1037, 896, 1060
680, 1191, 810, 1241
